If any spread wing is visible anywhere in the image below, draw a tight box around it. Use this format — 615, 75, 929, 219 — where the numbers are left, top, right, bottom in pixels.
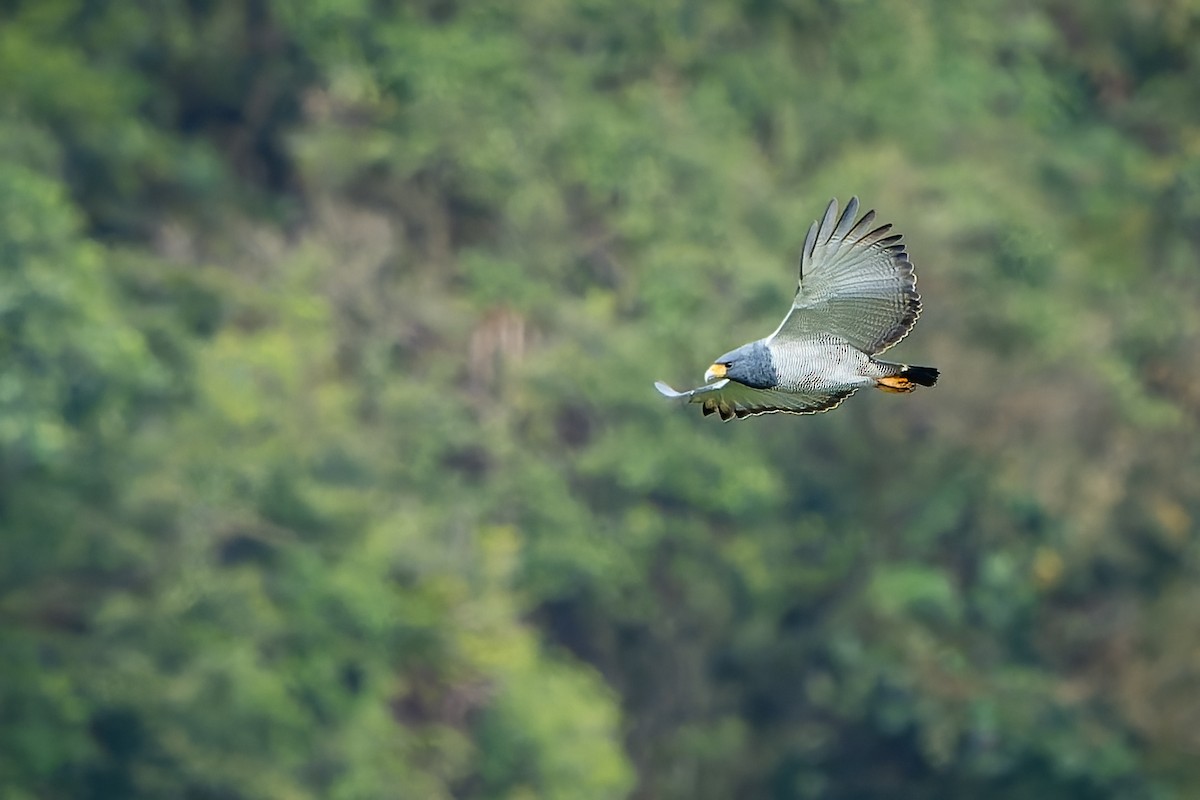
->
768, 197, 920, 355
655, 380, 856, 421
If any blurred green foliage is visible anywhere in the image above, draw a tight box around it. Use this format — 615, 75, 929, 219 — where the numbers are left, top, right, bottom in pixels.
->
2, 1, 1200, 798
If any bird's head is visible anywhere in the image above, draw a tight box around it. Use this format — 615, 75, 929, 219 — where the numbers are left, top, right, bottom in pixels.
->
704, 341, 776, 389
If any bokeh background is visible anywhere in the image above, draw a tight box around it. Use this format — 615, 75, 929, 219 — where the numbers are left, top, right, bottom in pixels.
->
3, 2, 1200, 798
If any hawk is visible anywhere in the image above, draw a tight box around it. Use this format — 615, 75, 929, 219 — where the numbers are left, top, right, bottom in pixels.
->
656, 197, 938, 420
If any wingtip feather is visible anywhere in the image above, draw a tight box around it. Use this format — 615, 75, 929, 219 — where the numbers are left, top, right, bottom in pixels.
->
833, 196, 860, 239
819, 198, 840, 244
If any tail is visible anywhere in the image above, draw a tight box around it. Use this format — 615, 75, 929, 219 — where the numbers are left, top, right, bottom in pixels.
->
874, 363, 939, 394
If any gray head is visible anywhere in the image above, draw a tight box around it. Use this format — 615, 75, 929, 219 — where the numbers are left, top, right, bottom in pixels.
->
704, 340, 777, 389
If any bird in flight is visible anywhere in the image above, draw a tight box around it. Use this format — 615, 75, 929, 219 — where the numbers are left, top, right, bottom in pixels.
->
656, 197, 938, 420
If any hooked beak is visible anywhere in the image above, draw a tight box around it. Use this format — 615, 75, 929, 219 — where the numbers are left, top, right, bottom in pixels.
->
704, 363, 727, 383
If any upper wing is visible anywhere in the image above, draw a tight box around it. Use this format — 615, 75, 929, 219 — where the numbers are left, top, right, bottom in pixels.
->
655, 380, 856, 421
769, 197, 921, 355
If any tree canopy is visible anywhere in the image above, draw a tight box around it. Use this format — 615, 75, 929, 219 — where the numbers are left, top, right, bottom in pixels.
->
3, 1, 1200, 798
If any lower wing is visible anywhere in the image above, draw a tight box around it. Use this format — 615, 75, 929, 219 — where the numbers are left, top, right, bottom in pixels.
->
655, 379, 856, 421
